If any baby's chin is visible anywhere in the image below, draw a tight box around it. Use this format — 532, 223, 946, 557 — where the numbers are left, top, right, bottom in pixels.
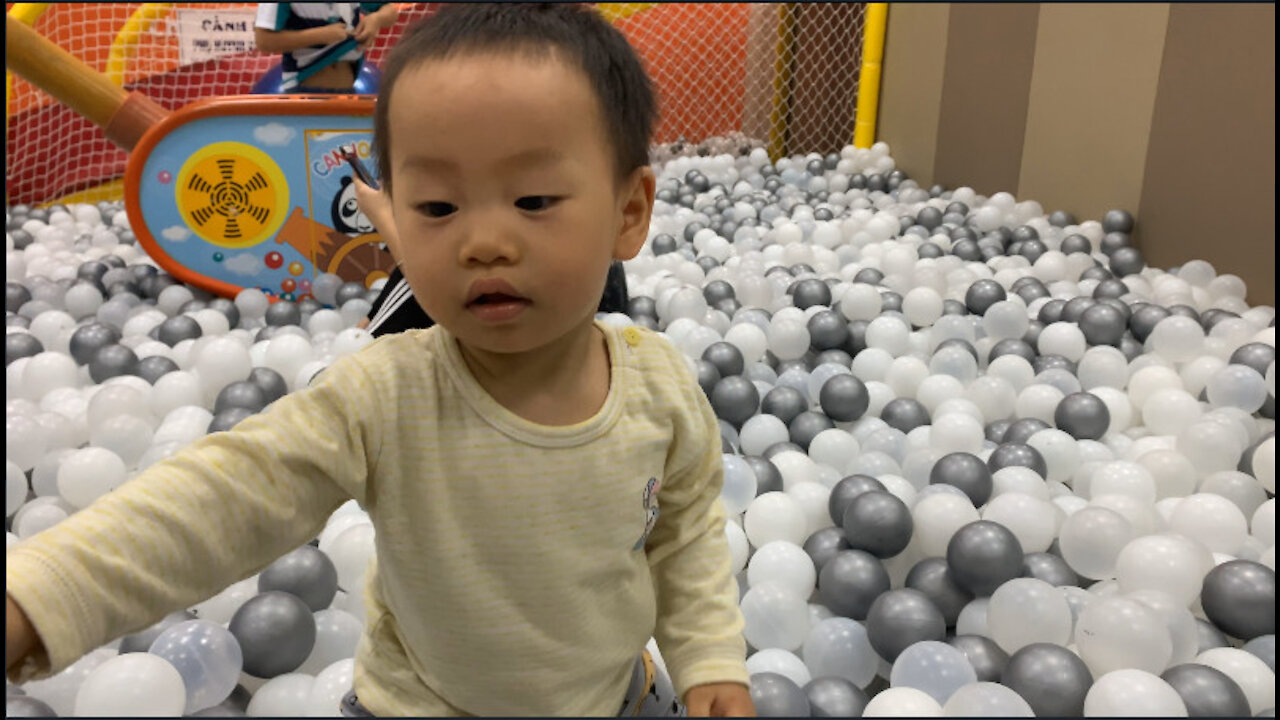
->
448, 314, 602, 357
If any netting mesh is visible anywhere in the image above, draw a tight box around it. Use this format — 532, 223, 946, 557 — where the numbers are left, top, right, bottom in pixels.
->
6, 2, 866, 206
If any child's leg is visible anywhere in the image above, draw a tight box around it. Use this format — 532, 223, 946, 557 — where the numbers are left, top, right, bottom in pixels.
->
617, 649, 685, 717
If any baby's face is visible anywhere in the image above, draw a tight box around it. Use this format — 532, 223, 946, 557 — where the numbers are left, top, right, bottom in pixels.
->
386, 52, 648, 354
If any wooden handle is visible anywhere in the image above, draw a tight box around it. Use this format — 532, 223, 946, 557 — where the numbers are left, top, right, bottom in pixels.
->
6, 14, 169, 150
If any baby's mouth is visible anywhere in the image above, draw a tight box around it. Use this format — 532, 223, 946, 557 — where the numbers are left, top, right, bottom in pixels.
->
468, 293, 528, 307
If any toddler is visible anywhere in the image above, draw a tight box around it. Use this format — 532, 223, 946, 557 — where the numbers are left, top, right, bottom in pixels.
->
6, 4, 753, 716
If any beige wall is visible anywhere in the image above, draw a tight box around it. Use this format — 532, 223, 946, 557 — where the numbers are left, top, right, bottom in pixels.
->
879, 3, 1276, 303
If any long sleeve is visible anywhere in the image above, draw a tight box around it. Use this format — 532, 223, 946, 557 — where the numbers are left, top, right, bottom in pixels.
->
645, 362, 749, 697
6, 351, 382, 683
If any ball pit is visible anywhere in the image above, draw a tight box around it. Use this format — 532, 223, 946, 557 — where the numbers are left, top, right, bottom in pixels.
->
6, 138, 1276, 716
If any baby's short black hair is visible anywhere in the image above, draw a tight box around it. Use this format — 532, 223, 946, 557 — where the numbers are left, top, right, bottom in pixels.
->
374, 3, 658, 194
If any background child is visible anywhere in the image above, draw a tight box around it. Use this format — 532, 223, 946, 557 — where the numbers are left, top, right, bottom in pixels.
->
254, 2, 400, 91
7, 4, 753, 716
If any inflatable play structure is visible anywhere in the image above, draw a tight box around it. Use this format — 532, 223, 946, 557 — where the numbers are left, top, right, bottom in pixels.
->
6, 3, 886, 298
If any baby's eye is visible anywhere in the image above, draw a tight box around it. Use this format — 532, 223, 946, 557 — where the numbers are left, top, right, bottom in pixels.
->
418, 202, 457, 218
515, 196, 558, 212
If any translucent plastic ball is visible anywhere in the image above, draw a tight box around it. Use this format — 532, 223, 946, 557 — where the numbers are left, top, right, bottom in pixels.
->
73, 652, 187, 717
301, 658, 356, 716
1114, 533, 1214, 606
1038, 322, 1087, 362
147, 620, 242, 713
6, 460, 27, 517
1126, 365, 1185, 412
1089, 461, 1157, 504
929, 347, 978, 384
911, 493, 980, 558
840, 283, 883, 322
748, 541, 817, 599
986, 578, 1073, 653
725, 323, 768, 365
802, 617, 878, 689
726, 521, 749, 575
808, 429, 861, 474
1075, 595, 1174, 676
863, 686, 943, 718
1177, 420, 1244, 474
982, 300, 1030, 341
740, 414, 790, 458
194, 337, 254, 399
1058, 506, 1135, 580
941, 682, 1034, 717
1082, 669, 1187, 717
1026, 428, 1081, 483
865, 316, 911, 357
298, 608, 363, 675
1126, 589, 1198, 667
1149, 315, 1205, 363
746, 648, 811, 688
741, 582, 811, 651
245, 673, 317, 717
981, 493, 1057, 553
772, 451, 821, 490
720, 455, 759, 516
1141, 389, 1202, 436
1254, 436, 1275, 494
929, 413, 984, 455
1205, 364, 1268, 412
744, 492, 809, 547
57, 446, 127, 509
1135, 448, 1199, 499
767, 319, 810, 361
1168, 493, 1249, 555
1077, 346, 1130, 390
1194, 647, 1275, 715
22, 351, 81, 401
903, 288, 943, 327
889, 641, 976, 705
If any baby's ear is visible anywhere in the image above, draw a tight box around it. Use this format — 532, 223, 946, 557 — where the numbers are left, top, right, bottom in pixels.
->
614, 166, 656, 261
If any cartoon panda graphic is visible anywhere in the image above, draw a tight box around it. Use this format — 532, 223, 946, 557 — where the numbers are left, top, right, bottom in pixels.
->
330, 175, 377, 237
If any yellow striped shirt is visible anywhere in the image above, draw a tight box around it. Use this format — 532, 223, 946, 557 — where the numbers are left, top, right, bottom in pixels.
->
6, 321, 747, 715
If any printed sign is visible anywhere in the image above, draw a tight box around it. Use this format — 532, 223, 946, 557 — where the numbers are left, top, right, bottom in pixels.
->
175, 8, 257, 66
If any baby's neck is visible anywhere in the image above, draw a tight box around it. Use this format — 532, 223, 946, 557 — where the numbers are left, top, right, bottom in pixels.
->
455, 320, 611, 426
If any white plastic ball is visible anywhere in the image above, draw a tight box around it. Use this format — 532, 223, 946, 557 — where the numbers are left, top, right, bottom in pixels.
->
73, 652, 187, 717
744, 492, 809, 547
1082, 669, 1187, 717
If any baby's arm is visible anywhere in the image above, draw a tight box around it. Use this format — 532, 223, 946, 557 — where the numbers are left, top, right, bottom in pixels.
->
645, 383, 750, 707
5, 351, 382, 682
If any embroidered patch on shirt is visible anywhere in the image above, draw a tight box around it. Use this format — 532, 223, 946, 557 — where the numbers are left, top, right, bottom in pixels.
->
623, 326, 644, 347
634, 477, 661, 550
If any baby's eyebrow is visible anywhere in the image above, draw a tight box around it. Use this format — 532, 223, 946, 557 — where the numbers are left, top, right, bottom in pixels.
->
401, 147, 566, 175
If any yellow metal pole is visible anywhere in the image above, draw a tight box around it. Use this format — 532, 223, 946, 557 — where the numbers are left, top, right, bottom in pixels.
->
106, 4, 173, 87
853, 2, 887, 149
6, 3, 50, 132
767, 3, 795, 160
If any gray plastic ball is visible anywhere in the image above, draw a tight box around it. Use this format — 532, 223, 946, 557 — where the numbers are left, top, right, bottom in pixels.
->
1115, 336, 1142, 362
208, 297, 241, 329
905, 557, 974, 627
628, 296, 657, 320
1100, 231, 1132, 256
1230, 343, 1276, 378
1196, 618, 1230, 653
865, 588, 946, 662
1021, 552, 1079, 587
6, 695, 57, 717
264, 300, 302, 328
1092, 277, 1129, 301
814, 349, 854, 369
745, 455, 784, 496
208, 407, 255, 434
807, 311, 850, 351
930, 452, 993, 507
247, 367, 288, 405
803, 526, 852, 574
804, 677, 868, 718
948, 634, 1010, 683
1060, 234, 1092, 255
1054, 392, 1111, 440
695, 360, 721, 397
189, 684, 252, 717
818, 550, 891, 620
5, 333, 43, 367
790, 411, 835, 451
819, 374, 870, 423
841, 490, 913, 559
135, 355, 180, 384
1110, 246, 1146, 277
793, 279, 833, 310
989, 338, 1037, 364
1242, 635, 1274, 672
88, 344, 139, 383
1022, 319, 1046, 345
1102, 209, 1135, 234
6, 282, 33, 314
762, 385, 808, 425
651, 234, 677, 256
1079, 303, 1126, 346
879, 292, 902, 313
936, 338, 980, 364
750, 672, 811, 717
258, 545, 339, 612
946, 520, 1025, 596
988, 442, 1048, 478
917, 207, 944, 230
702, 342, 745, 378
118, 610, 197, 653
228, 591, 317, 678
880, 397, 930, 433
986, 420, 1013, 444
1061, 297, 1095, 325
965, 279, 1007, 316
157, 315, 202, 347
1200, 560, 1275, 640
942, 299, 967, 316
1001, 642, 1093, 717
68, 322, 120, 365
764, 441, 805, 460
1129, 304, 1171, 343
1161, 663, 1252, 718
214, 381, 269, 415
334, 282, 366, 307
829, 474, 887, 526
709, 376, 760, 428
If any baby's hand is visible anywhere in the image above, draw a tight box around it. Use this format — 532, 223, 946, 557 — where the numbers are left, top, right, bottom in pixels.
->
684, 682, 755, 717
